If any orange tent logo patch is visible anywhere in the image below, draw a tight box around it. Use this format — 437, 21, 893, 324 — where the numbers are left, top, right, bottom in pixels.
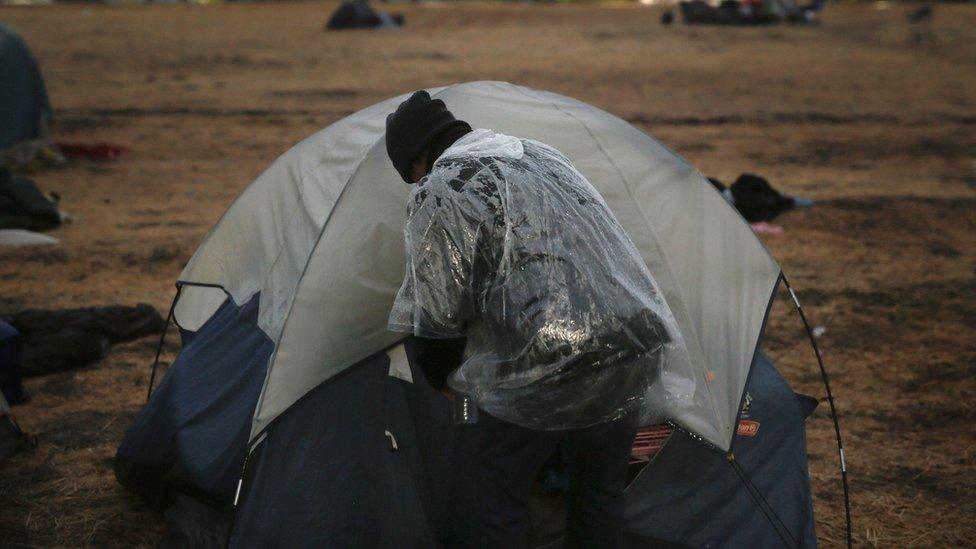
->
737, 420, 760, 437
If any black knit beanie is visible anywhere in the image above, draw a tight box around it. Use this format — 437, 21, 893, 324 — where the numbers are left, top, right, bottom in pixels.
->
385, 90, 471, 183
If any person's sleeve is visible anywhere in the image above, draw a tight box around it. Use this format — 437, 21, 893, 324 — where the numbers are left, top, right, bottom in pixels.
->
388, 181, 478, 338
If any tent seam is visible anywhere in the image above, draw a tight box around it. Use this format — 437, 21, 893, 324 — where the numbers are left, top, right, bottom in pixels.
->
728, 274, 782, 454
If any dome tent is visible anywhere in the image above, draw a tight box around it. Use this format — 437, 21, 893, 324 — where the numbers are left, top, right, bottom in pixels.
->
0, 23, 52, 161
117, 81, 840, 546
176, 80, 780, 449
324, 0, 403, 31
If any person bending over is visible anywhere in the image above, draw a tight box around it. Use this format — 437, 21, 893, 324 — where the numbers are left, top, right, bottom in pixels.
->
385, 90, 674, 549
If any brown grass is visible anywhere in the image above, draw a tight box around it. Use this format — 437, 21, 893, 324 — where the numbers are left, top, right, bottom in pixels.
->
0, 1, 974, 546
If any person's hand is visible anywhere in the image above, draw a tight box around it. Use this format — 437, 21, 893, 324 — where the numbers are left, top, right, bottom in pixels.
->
441, 388, 456, 402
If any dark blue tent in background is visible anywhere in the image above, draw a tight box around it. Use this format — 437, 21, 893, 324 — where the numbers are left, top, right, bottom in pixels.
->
0, 23, 52, 155
117, 290, 819, 548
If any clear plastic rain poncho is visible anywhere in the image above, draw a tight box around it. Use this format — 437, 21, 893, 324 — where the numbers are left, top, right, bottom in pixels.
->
390, 129, 690, 430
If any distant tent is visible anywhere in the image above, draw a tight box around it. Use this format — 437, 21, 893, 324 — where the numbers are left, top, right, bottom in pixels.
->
679, 0, 816, 25
325, 0, 403, 30
0, 23, 52, 163
907, 5, 934, 23
115, 81, 835, 546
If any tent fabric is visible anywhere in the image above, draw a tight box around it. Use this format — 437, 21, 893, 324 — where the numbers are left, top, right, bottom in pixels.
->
325, 1, 402, 31
172, 285, 228, 333
159, 492, 230, 549
230, 342, 450, 547
679, 0, 805, 25
118, 261, 814, 546
175, 81, 780, 451
127, 329, 816, 547
0, 23, 51, 154
116, 293, 272, 507
624, 351, 818, 547
121, 336, 482, 547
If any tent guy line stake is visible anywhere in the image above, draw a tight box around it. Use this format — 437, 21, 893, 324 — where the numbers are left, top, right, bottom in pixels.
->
782, 274, 853, 549
146, 290, 180, 403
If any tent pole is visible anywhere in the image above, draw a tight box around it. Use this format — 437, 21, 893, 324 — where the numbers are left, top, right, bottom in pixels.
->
781, 274, 853, 549
146, 289, 180, 403
223, 443, 255, 548
727, 453, 798, 548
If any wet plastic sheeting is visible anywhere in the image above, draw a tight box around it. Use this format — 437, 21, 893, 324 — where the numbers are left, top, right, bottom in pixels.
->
115, 294, 272, 503
624, 352, 817, 548
390, 129, 689, 431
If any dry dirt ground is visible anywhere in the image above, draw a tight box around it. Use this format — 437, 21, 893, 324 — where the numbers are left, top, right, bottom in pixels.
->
0, 1, 974, 547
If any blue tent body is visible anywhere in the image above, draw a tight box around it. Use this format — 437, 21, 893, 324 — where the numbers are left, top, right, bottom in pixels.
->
625, 355, 818, 547
115, 295, 271, 508
116, 292, 818, 547
0, 23, 52, 151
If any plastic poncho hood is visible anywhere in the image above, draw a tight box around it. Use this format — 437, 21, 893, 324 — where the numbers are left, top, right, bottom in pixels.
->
390, 130, 692, 430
